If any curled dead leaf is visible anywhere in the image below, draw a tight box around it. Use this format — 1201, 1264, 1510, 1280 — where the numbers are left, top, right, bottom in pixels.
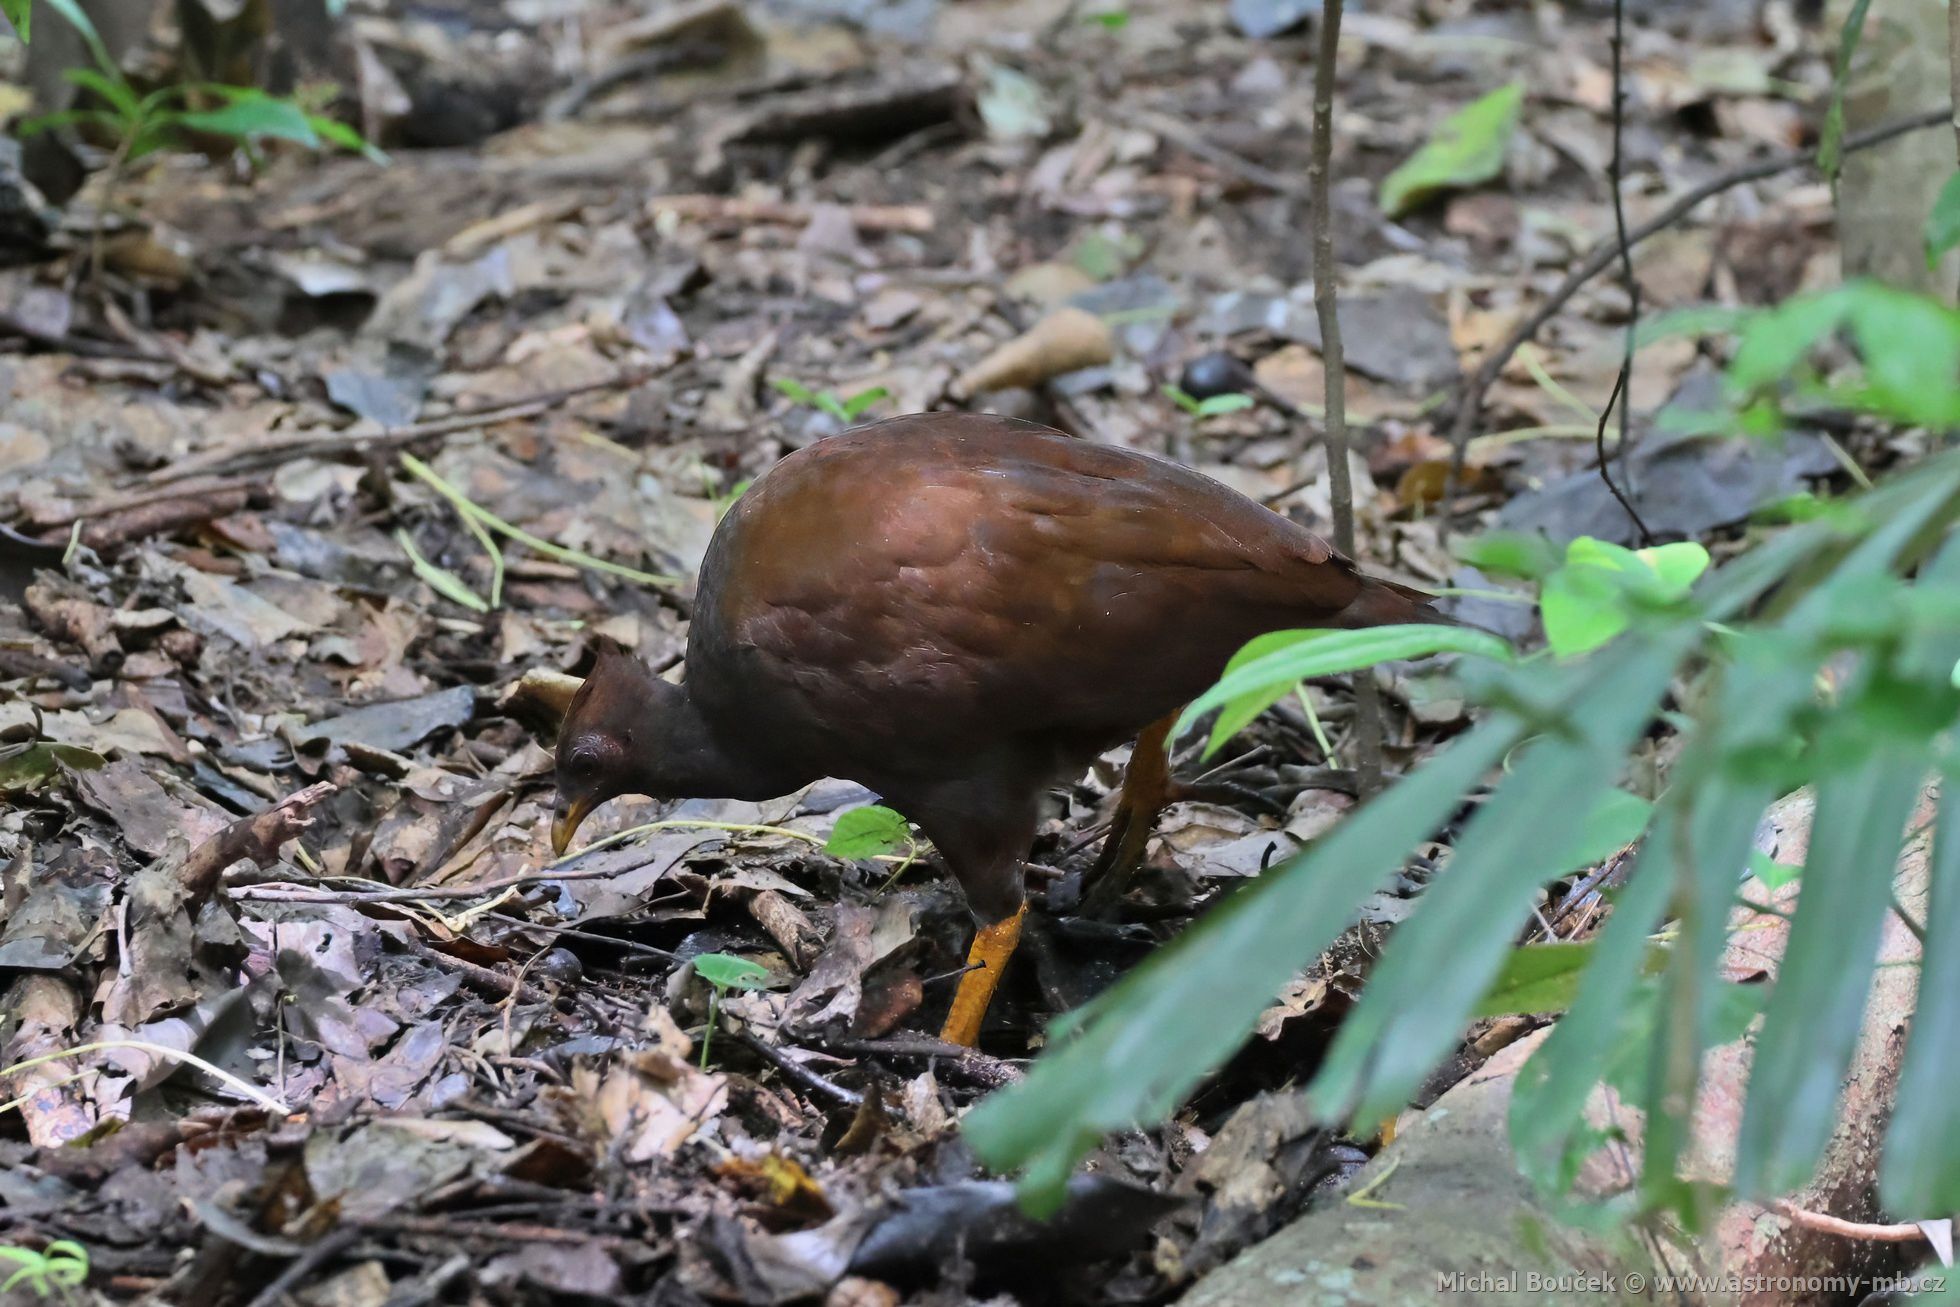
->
952, 307, 1113, 398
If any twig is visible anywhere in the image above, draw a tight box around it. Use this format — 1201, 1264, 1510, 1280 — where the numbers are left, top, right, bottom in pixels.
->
735, 1030, 864, 1108
15, 476, 258, 534
1133, 109, 1302, 196
407, 939, 560, 1008
816, 1035, 1023, 1089
1309, 0, 1383, 796
647, 194, 933, 234
240, 1228, 363, 1307
141, 371, 656, 486
1441, 104, 1952, 515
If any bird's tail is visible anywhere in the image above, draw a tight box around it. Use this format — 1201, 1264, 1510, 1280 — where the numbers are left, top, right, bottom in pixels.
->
1338, 573, 1449, 628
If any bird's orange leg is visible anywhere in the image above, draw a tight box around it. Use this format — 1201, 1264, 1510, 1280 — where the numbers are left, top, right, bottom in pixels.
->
1084, 711, 1178, 910
939, 905, 1027, 1046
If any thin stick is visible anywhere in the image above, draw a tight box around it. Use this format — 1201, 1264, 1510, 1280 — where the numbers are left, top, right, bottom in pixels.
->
142, 371, 654, 486
1442, 105, 1952, 513
1950, 0, 1960, 167
1309, 0, 1383, 795
734, 1030, 864, 1108
1599, 0, 1655, 546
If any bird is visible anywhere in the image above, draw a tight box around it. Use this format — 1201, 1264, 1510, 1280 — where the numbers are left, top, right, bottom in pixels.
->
550, 412, 1435, 1045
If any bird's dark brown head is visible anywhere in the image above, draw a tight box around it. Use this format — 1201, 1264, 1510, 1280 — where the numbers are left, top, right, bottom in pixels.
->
551, 640, 671, 856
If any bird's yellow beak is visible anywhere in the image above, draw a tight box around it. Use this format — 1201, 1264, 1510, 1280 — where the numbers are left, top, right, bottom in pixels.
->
551, 795, 595, 857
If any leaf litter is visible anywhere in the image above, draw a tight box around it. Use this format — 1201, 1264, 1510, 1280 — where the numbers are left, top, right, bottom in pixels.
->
0, 0, 1882, 1299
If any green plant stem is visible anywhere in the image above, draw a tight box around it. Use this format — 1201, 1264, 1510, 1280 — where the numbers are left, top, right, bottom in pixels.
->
699, 987, 722, 1069
399, 453, 677, 588
1296, 685, 1341, 768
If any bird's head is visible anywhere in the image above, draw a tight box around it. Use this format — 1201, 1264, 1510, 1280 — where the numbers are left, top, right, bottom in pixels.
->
551, 639, 668, 856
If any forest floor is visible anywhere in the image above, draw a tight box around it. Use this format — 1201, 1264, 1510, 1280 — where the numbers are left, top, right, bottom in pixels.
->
0, 0, 1895, 1301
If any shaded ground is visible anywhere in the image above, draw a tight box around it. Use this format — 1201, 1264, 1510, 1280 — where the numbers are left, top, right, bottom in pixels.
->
0, 0, 1883, 1301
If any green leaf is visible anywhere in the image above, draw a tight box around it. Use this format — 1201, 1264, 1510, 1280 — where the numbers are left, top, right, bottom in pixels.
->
1539, 565, 1630, 656
770, 377, 828, 413
967, 654, 1584, 1213
1195, 393, 1255, 418
1541, 538, 1707, 659
1509, 804, 1687, 1192
1067, 228, 1136, 280
61, 65, 139, 121
1379, 82, 1524, 218
1926, 172, 1960, 269
175, 90, 322, 147
0, 742, 104, 791
1882, 771, 1960, 1211
307, 112, 390, 164
1452, 530, 1562, 580
1726, 287, 1852, 396
824, 805, 912, 859
1176, 624, 1514, 756
1747, 849, 1801, 891
1309, 630, 1696, 1127
1478, 942, 1600, 1018
1816, 0, 1872, 183
1565, 788, 1654, 867
1085, 8, 1128, 27
1159, 384, 1203, 417
3, 0, 29, 41
839, 386, 890, 420
1733, 748, 1928, 1197
1845, 283, 1960, 428
1636, 542, 1711, 596
41, 0, 114, 77
16, 107, 122, 138
693, 952, 771, 990
396, 530, 489, 613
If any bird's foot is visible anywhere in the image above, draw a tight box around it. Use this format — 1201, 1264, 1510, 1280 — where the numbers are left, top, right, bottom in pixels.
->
939, 905, 1027, 1047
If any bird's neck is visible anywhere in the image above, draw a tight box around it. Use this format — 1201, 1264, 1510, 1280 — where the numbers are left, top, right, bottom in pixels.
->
627, 677, 801, 801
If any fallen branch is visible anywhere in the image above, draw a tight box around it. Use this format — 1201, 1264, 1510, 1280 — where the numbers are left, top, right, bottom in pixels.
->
1769, 1200, 1940, 1246
1443, 104, 1952, 500
647, 194, 933, 234
18, 476, 260, 534
141, 370, 657, 487
55, 486, 253, 553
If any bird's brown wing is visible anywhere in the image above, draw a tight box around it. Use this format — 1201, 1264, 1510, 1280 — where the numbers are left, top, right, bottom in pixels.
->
689, 417, 1398, 777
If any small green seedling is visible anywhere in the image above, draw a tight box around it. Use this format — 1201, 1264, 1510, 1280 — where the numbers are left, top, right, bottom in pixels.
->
18, 0, 381, 166
692, 953, 770, 1069
770, 379, 891, 424
1084, 8, 1130, 28
1161, 384, 1256, 420
0, 1240, 89, 1300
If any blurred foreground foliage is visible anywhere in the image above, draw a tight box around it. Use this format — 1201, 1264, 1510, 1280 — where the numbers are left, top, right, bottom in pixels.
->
968, 278, 1960, 1230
